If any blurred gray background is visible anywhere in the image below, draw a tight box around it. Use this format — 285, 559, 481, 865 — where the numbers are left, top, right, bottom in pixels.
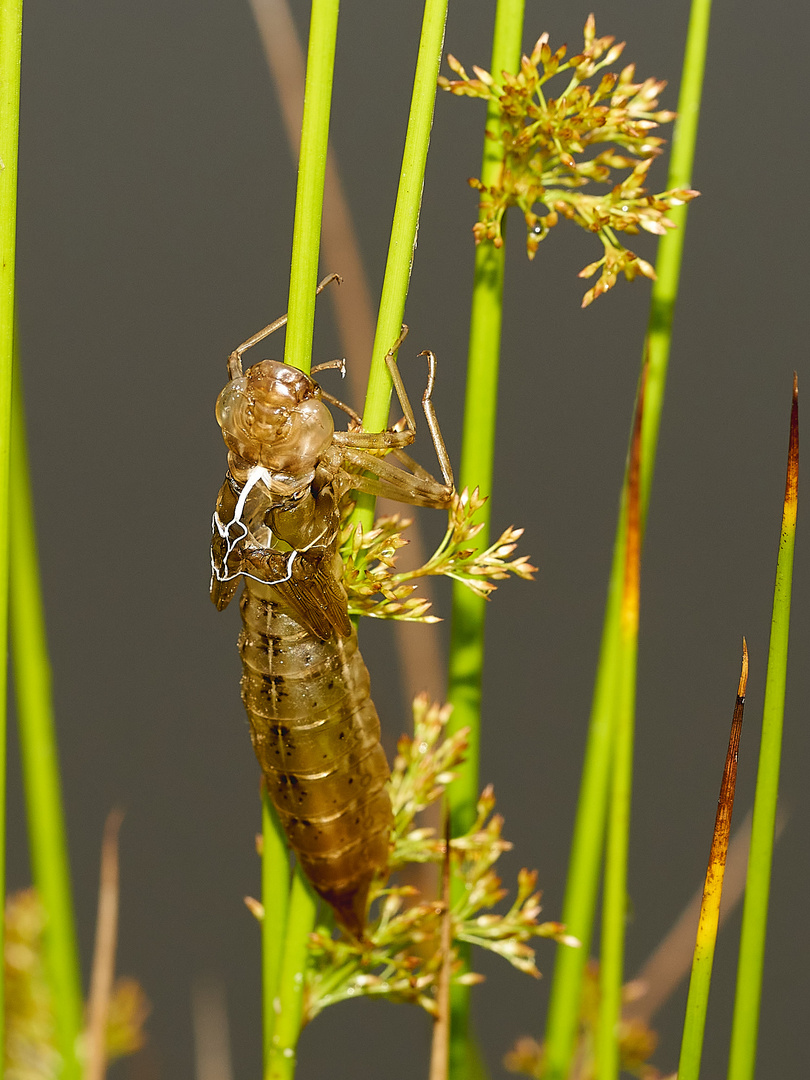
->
8, 1, 809, 1077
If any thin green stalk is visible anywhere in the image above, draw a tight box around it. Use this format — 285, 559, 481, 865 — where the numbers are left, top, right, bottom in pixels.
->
445, 4, 524, 1078
354, 0, 448, 531
10, 370, 83, 1078
596, 368, 644, 1080
283, 0, 340, 375
266, 1, 339, 1070
596, 624, 637, 1080
447, 0, 525, 841
641, 0, 713, 518
359, 0, 449, 428
727, 380, 798, 1080
262, 790, 290, 1070
678, 642, 747, 1080
0, 0, 25, 1062
543, 496, 625, 1080
265, 868, 318, 1080
543, 2, 712, 1074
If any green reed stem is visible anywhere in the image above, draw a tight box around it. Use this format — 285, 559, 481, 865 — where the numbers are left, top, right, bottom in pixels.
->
727, 382, 798, 1080
353, 0, 449, 532
262, 790, 290, 1070
445, 3, 524, 1079
266, 1, 339, 1072
595, 630, 637, 1080
447, 0, 524, 845
283, 0, 340, 376
265, 868, 318, 1080
543, 1, 713, 1075
0, 0, 24, 1060
640, 0, 712, 515
596, 371, 643, 1080
10, 370, 83, 1079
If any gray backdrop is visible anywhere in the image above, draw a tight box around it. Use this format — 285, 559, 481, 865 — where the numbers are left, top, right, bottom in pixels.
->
9, 1, 809, 1077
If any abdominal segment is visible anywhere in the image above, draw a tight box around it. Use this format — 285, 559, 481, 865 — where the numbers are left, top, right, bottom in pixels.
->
239, 582, 393, 936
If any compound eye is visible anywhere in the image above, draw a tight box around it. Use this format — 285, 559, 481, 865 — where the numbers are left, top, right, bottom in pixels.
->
215, 377, 250, 437
292, 398, 334, 463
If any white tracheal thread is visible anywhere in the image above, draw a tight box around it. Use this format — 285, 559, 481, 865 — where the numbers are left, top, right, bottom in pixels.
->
210, 464, 329, 589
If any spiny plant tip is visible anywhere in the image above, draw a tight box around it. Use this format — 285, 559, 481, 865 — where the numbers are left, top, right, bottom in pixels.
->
440, 14, 699, 306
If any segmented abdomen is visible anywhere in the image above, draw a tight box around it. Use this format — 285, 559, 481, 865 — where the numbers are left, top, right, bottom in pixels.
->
239, 578, 392, 935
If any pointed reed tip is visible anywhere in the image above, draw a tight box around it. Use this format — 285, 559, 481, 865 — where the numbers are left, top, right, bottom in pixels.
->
738, 638, 749, 697
788, 372, 799, 489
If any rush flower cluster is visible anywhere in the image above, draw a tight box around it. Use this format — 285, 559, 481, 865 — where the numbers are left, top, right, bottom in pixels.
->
439, 15, 699, 306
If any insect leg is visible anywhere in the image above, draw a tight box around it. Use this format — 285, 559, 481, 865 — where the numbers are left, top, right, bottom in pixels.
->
342, 446, 453, 508
323, 327, 418, 445
382, 325, 417, 434
332, 427, 414, 450
390, 446, 439, 482
227, 272, 342, 379
311, 357, 346, 377
414, 350, 454, 489
331, 335, 455, 498
360, 331, 455, 489
319, 389, 364, 427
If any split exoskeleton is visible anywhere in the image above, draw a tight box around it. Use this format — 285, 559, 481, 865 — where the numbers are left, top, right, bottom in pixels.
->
210, 276, 454, 936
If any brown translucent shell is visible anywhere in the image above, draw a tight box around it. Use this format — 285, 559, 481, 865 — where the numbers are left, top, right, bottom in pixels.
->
216, 360, 334, 478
